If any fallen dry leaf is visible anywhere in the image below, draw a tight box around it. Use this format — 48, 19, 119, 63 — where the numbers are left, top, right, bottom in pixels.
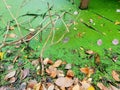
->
80, 67, 94, 77
57, 70, 65, 77
21, 69, 30, 80
48, 84, 54, 90
46, 66, 57, 78
65, 63, 72, 69
50, 71, 57, 78
4, 70, 16, 80
85, 50, 95, 55
55, 77, 74, 87
9, 77, 16, 83
43, 58, 53, 65
31, 60, 39, 67
33, 83, 42, 90
27, 80, 37, 89
66, 70, 74, 78
81, 81, 91, 90
97, 82, 109, 90
94, 53, 100, 65
53, 60, 62, 68
112, 70, 120, 81
109, 84, 119, 90
72, 84, 81, 90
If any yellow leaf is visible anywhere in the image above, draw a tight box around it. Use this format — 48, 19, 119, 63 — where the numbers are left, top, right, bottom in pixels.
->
115, 21, 120, 25
87, 86, 95, 90
0, 52, 4, 60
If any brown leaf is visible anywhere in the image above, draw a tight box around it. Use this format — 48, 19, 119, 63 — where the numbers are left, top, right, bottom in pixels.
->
65, 64, 72, 70
55, 77, 74, 87
48, 84, 54, 90
72, 84, 81, 90
97, 82, 109, 90
80, 67, 94, 77
109, 84, 119, 90
80, 67, 89, 74
33, 83, 42, 90
46, 66, 57, 78
4, 70, 16, 80
31, 60, 39, 67
43, 58, 53, 65
112, 70, 120, 81
21, 69, 29, 80
94, 53, 100, 65
9, 77, 16, 83
50, 71, 57, 78
81, 81, 91, 89
27, 80, 37, 89
53, 60, 62, 68
57, 70, 65, 77
85, 50, 95, 55
66, 70, 74, 78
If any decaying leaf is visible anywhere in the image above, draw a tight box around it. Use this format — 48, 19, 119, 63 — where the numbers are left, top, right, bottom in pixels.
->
72, 84, 81, 90
48, 84, 54, 90
4, 70, 16, 80
97, 82, 109, 90
94, 53, 100, 65
53, 60, 62, 68
81, 81, 91, 90
27, 80, 37, 89
43, 58, 53, 65
85, 50, 95, 55
109, 84, 119, 90
65, 63, 72, 70
80, 67, 94, 77
55, 77, 74, 87
33, 83, 42, 90
21, 69, 30, 80
31, 60, 39, 67
57, 70, 65, 77
9, 77, 16, 83
112, 70, 120, 81
66, 70, 74, 78
46, 66, 57, 78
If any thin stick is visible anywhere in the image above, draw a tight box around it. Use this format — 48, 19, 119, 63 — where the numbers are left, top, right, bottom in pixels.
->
60, 18, 69, 32
47, 3, 55, 44
2, 0, 23, 39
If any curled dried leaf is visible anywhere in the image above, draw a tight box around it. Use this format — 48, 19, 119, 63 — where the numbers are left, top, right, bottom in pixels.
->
80, 67, 94, 77
66, 70, 74, 78
55, 77, 74, 87
53, 60, 62, 68
112, 70, 120, 81
85, 50, 95, 55
9, 77, 16, 83
97, 82, 109, 90
4, 70, 16, 80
